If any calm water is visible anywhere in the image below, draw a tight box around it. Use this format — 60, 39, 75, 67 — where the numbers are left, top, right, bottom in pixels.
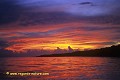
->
0, 57, 120, 80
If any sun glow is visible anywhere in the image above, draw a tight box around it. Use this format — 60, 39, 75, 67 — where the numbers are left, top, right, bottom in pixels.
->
27, 43, 74, 50
6, 42, 96, 52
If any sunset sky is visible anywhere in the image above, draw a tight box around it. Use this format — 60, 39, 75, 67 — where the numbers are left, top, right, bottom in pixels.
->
0, 0, 120, 52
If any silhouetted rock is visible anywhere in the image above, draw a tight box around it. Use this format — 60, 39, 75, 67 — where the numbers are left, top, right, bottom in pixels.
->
54, 47, 63, 54
68, 46, 74, 53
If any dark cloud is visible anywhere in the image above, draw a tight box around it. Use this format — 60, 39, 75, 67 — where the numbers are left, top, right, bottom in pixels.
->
81, 26, 120, 31
85, 16, 120, 25
0, 39, 14, 57
78, 2, 95, 6
74, 42, 117, 46
18, 13, 120, 27
87, 42, 117, 45
19, 12, 76, 26
0, 0, 120, 27
0, 0, 23, 25
0, 40, 9, 49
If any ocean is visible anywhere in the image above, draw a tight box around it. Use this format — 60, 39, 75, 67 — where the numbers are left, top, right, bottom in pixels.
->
0, 57, 120, 80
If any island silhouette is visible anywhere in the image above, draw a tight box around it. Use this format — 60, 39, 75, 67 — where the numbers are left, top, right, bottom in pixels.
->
38, 44, 120, 57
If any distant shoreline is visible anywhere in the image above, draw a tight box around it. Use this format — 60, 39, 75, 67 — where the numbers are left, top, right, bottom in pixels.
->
37, 45, 120, 57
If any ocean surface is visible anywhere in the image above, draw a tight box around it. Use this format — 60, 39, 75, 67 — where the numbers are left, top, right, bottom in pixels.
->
0, 57, 120, 80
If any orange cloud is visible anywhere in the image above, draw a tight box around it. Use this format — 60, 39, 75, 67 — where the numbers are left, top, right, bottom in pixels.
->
2, 21, 119, 52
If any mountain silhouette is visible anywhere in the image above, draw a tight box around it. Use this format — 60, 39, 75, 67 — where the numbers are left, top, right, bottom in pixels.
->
38, 45, 120, 57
